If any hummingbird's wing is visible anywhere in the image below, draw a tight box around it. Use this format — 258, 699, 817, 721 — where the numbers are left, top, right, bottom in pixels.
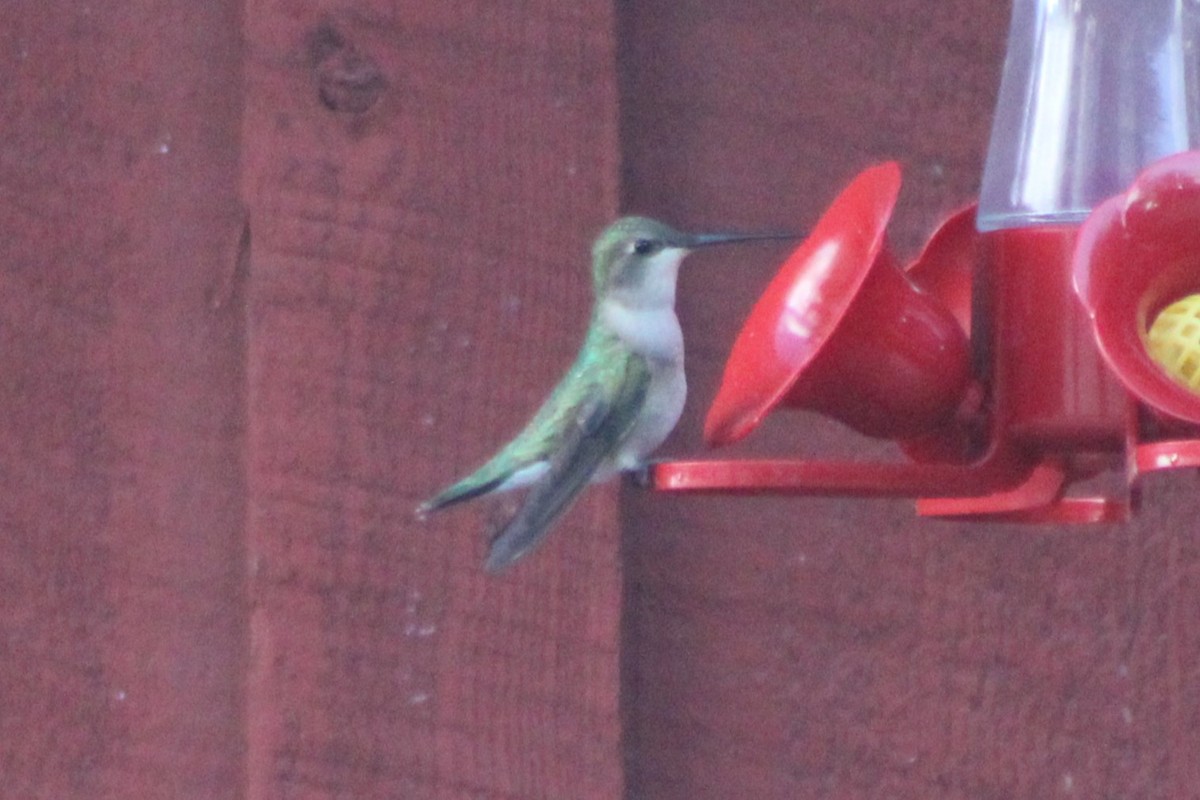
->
421, 326, 630, 512
484, 352, 652, 572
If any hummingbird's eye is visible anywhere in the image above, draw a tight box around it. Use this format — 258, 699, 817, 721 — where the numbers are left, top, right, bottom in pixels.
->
632, 238, 659, 256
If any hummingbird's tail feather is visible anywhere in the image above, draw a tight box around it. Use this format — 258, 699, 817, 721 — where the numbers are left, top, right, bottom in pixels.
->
420, 472, 508, 514
421, 455, 553, 514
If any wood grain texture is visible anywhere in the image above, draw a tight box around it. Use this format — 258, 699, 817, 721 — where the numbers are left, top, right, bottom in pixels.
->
619, 2, 1200, 798
0, 2, 247, 797
8, 1, 1200, 798
240, 2, 622, 798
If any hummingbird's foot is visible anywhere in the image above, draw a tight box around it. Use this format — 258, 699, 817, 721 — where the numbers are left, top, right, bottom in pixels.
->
627, 461, 662, 489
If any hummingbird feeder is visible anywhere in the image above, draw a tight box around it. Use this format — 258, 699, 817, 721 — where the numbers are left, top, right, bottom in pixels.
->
649, 0, 1200, 521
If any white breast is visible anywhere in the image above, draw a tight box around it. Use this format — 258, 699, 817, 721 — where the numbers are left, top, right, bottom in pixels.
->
599, 301, 684, 363
594, 301, 688, 478
609, 361, 687, 473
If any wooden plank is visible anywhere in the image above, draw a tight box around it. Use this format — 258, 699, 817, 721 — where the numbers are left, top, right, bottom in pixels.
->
619, 1, 1200, 797
0, 3, 246, 797
240, 3, 623, 798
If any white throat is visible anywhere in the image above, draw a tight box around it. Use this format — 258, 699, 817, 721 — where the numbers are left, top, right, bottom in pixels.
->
600, 248, 687, 361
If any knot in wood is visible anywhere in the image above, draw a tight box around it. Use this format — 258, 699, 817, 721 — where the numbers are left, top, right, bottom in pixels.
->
308, 23, 386, 114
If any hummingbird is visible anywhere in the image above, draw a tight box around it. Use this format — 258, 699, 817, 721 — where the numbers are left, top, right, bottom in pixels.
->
420, 216, 793, 572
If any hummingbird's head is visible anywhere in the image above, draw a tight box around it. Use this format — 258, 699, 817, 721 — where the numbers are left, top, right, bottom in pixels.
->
590, 216, 703, 312
591, 216, 796, 309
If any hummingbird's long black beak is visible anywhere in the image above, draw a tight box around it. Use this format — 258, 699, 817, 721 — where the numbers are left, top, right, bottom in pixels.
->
682, 231, 800, 249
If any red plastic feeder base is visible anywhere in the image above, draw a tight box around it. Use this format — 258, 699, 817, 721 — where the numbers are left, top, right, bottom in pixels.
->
648, 157, 1200, 524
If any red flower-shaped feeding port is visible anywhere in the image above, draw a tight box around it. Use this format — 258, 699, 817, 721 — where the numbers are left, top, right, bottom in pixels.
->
704, 163, 973, 449
1074, 151, 1200, 425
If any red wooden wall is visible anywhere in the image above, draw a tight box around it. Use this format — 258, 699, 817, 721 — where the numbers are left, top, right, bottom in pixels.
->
4, 2, 1200, 798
